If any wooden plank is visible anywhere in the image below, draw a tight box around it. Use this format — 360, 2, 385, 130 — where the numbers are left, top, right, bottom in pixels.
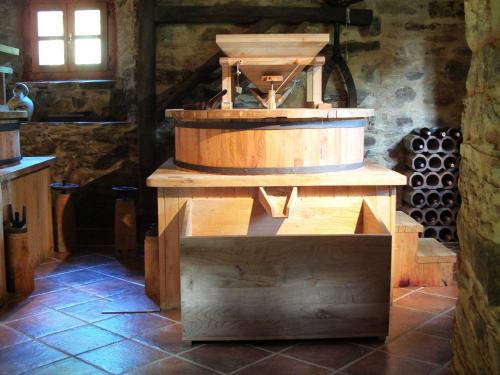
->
165, 108, 374, 120
395, 211, 424, 233
147, 158, 406, 188
155, 6, 373, 26
220, 57, 325, 66
362, 199, 389, 234
136, 0, 157, 209
392, 231, 419, 288
417, 238, 457, 263
0, 110, 28, 120
257, 187, 281, 218
0, 67, 13, 74
216, 34, 329, 58
156, 19, 276, 112
0, 44, 20, 56
0, 157, 55, 183
180, 235, 391, 340
284, 187, 298, 217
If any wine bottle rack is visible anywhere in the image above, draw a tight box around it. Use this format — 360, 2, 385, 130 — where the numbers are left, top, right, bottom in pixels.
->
402, 127, 462, 242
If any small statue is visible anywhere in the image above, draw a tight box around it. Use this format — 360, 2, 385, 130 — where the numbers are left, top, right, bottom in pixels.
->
7, 83, 34, 120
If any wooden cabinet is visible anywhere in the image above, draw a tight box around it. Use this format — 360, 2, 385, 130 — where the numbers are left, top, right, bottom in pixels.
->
147, 159, 406, 341
0, 157, 55, 302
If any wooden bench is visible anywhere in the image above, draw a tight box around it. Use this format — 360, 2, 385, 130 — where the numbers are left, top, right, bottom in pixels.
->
393, 211, 456, 287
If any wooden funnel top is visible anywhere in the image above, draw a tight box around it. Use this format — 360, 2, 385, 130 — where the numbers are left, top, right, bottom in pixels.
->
216, 34, 329, 92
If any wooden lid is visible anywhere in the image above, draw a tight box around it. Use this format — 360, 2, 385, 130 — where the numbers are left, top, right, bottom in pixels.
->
165, 108, 374, 120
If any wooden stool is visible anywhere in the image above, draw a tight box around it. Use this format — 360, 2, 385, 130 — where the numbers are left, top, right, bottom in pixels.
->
5, 205, 34, 295
51, 181, 79, 255
144, 223, 159, 304
113, 186, 137, 257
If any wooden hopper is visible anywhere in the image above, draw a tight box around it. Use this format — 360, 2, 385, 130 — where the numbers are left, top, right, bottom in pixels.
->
216, 34, 329, 108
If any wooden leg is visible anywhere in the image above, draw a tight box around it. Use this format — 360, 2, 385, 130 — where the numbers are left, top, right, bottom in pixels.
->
158, 188, 181, 310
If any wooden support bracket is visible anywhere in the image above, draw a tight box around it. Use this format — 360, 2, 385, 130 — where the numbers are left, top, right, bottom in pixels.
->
257, 187, 298, 218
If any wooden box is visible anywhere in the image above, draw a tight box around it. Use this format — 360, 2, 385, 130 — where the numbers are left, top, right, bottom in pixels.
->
180, 196, 392, 341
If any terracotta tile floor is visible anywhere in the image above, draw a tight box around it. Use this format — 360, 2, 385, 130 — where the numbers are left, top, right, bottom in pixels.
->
0, 252, 457, 375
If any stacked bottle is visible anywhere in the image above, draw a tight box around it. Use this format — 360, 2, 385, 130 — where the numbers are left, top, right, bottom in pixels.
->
402, 127, 462, 242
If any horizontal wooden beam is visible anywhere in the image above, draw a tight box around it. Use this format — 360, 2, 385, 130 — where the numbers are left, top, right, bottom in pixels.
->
219, 56, 325, 67
0, 44, 19, 56
155, 6, 372, 26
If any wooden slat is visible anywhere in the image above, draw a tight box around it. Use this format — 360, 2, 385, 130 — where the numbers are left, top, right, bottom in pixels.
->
0, 157, 55, 183
0, 66, 13, 74
395, 211, 424, 233
0, 110, 28, 120
417, 238, 457, 264
180, 235, 391, 341
147, 158, 406, 188
155, 6, 373, 26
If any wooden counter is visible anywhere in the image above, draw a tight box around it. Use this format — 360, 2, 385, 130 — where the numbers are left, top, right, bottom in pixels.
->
147, 159, 406, 341
0, 157, 55, 302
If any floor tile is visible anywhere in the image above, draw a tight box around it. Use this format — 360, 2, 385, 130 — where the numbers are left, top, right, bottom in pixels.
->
59, 299, 117, 323
7, 310, 84, 338
91, 263, 142, 278
384, 331, 452, 365
342, 350, 437, 375
388, 305, 434, 339
35, 262, 83, 278
394, 292, 456, 314
283, 341, 371, 369
30, 357, 108, 375
32, 278, 68, 296
31, 288, 99, 309
180, 343, 270, 373
40, 324, 124, 355
46, 269, 112, 287
417, 315, 454, 339
234, 354, 330, 375
0, 324, 31, 350
126, 357, 217, 375
0, 297, 52, 323
434, 365, 455, 375
64, 253, 115, 267
251, 341, 295, 353
133, 323, 197, 354
94, 313, 173, 338
78, 339, 167, 374
103, 292, 160, 313
419, 287, 458, 299
0, 340, 67, 375
392, 288, 416, 300
75, 278, 144, 298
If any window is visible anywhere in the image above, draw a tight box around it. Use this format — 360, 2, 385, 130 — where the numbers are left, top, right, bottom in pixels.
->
24, 0, 116, 80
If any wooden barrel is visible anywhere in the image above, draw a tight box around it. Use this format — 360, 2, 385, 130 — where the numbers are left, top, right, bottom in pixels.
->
0, 121, 22, 168
169, 109, 371, 174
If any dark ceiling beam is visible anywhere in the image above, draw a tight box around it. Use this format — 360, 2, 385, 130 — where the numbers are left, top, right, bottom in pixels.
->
324, 0, 365, 7
155, 6, 372, 26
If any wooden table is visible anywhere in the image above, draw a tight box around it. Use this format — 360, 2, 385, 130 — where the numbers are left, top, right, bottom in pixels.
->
0, 157, 55, 302
147, 159, 406, 341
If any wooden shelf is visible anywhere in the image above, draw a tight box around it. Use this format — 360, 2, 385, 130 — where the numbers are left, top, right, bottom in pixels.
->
0, 44, 20, 56
147, 158, 406, 188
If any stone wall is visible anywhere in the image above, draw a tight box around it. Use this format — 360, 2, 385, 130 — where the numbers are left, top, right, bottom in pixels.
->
155, 0, 471, 168
452, 0, 500, 374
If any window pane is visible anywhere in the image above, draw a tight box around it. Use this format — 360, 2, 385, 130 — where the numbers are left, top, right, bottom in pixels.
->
39, 40, 65, 65
75, 38, 101, 64
37, 11, 64, 37
75, 10, 101, 36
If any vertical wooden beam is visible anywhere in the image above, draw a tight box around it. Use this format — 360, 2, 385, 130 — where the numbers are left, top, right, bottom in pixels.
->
137, 0, 157, 211
306, 64, 323, 107
0, 73, 6, 105
220, 63, 233, 109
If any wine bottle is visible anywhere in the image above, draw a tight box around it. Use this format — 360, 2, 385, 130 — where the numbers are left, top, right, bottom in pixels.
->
404, 171, 425, 187
404, 135, 426, 153
426, 154, 443, 172
440, 190, 456, 207
424, 172, 440, 188
423, 226, 438, 239
403, 189, 426, 208
426, 190, 441, 208
439, 172, 456, 189
423, 208, 439, 225
405, 154, 427, 172
425, 136, 440, 153
412, 127, 432, 138
440, 136, 457, 153
438, 208, 454, 225
438, 226, 454, 242
402, 205, 424, 223
431, 127, 447, 139
443, 154, 459, 170
446, 128, 462, 141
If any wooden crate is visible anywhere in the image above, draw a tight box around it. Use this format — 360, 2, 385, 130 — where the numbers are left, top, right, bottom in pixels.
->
180, 197, 391, 341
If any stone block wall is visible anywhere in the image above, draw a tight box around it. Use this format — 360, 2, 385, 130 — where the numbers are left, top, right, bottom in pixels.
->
452, 0, 500, 374
155, 0, 471, 168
